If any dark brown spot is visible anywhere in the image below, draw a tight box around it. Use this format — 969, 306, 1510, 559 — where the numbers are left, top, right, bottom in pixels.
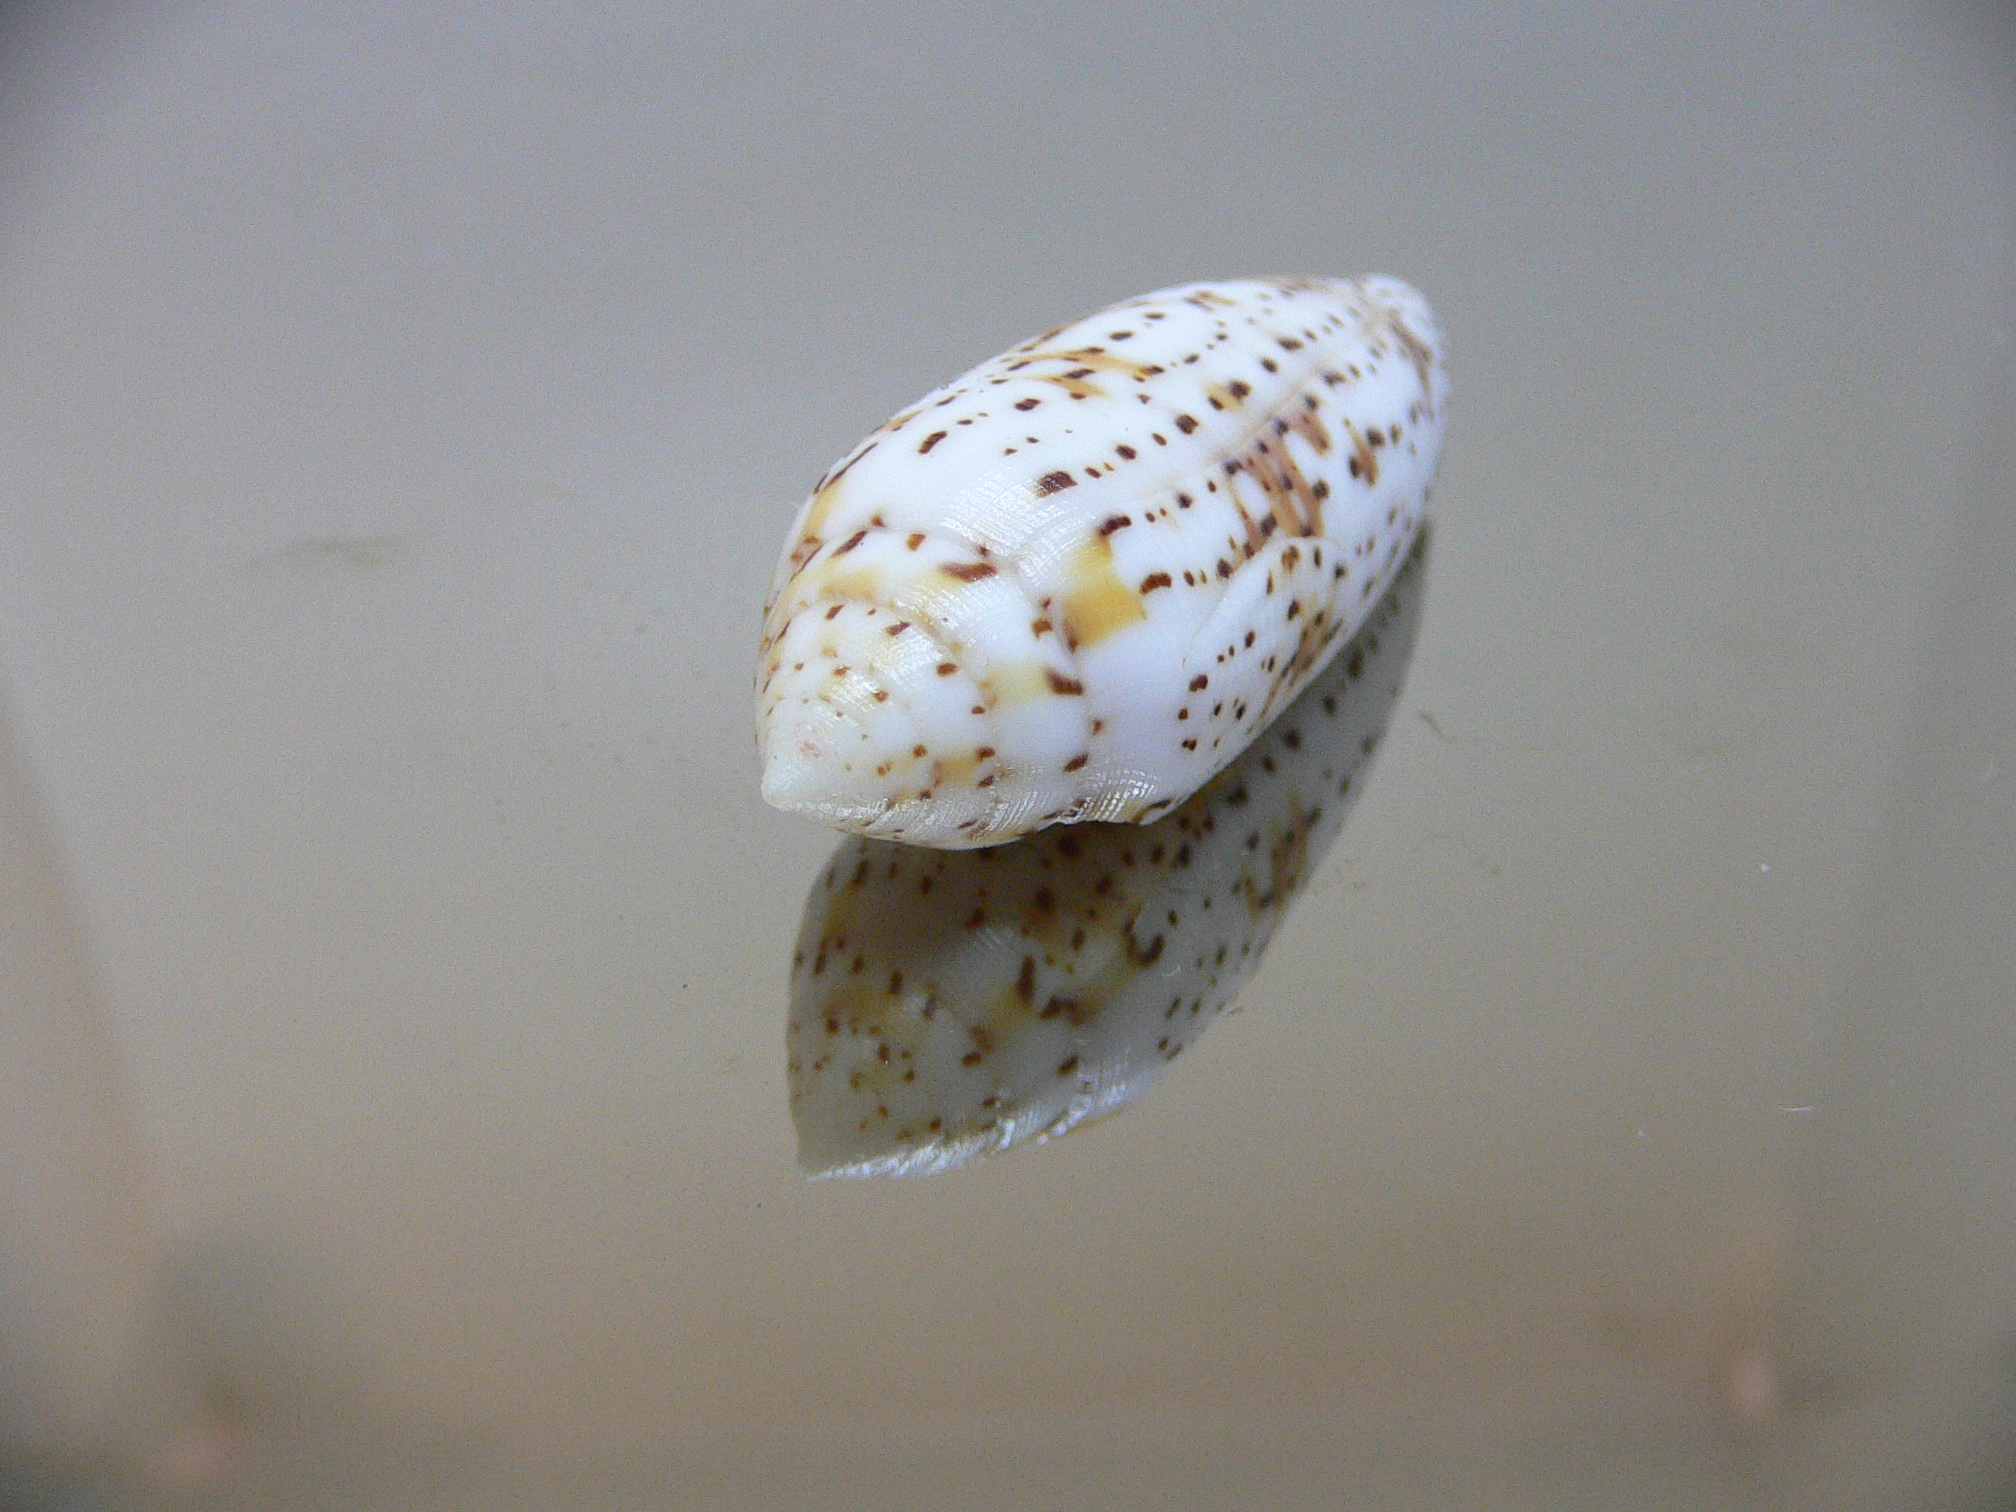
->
1040, 995, 1089, 1023
1037, 470, 1077, 495
1046, 671, 1084, 695
833, 528, 869, 556
918, 430, 948, 454
941, 561, 997, 582
1014, 397, 1041, 411
1063, 753, 1089, 772
1139, 572, 1172, 593
1099, 515, 1133, 536
936, 662, 958, 676
1175, 414, 1198, 433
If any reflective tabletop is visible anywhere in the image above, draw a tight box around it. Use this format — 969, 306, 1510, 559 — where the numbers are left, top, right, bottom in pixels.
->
1, 4, 2012, 1507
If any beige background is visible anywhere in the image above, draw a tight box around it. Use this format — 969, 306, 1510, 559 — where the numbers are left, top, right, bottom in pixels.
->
0, 2, 2011, 1506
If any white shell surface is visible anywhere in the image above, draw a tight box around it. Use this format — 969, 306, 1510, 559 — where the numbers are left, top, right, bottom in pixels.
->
757, 275, 1447, 848
787, 535, 1429, 1177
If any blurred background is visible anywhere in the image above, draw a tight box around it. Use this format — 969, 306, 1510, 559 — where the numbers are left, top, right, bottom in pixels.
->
0, 2, 2011, 1507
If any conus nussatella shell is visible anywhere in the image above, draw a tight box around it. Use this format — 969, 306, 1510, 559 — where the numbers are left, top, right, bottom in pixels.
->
757, 276, 1446, 848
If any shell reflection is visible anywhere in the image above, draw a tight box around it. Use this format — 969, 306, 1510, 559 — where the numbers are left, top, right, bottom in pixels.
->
786, 535, 1429, 1177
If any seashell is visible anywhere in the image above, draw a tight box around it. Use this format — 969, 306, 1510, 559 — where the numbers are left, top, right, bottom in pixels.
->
786, 532, 1429, 1177
757, 275, 1449, 849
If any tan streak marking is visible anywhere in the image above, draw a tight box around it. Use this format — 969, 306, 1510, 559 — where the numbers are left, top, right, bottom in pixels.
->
1382, 313, 1438, 407
800, 454, 863, 541
1038, 348, 1160, 382
934, 750, 982, 788
1289, 402, 1332, 456
1061, 534, 1148, 649
982, 663, 1060, 706
1037, 370, 1107, 400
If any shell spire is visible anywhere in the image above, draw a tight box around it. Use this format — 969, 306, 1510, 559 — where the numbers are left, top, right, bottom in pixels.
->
757, 275, 1447, 848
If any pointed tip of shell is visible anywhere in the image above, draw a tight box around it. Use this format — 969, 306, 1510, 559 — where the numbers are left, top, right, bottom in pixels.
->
758, 704, 891, 830
757, 720, 839, 813
759, 594, 1037, 844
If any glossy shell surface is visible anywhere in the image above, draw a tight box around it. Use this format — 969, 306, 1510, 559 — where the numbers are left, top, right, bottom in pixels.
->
757, 275, 1447, 848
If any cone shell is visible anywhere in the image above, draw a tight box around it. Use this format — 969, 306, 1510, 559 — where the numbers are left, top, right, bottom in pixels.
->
757, 275, 1447, 848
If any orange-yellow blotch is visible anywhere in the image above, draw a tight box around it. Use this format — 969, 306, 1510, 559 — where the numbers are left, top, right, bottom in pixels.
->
1060, 535, 1148, 649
